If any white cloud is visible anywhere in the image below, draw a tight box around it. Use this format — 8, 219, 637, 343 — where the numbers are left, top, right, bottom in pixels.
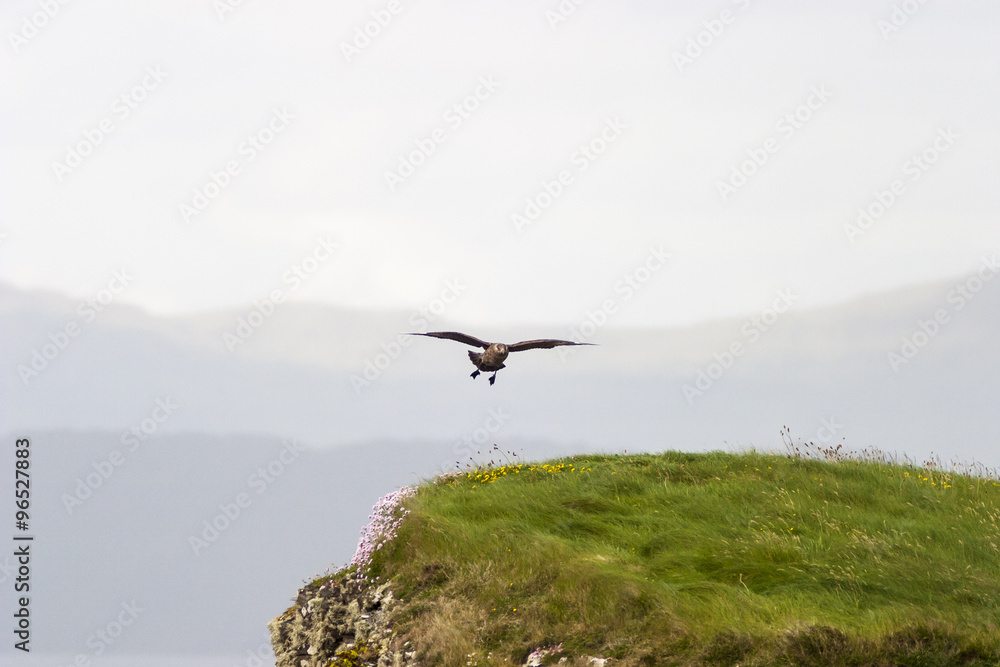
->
2, 0, 998, 327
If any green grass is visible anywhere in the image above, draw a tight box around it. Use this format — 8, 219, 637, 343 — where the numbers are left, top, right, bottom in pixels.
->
345, 449, 1000, 666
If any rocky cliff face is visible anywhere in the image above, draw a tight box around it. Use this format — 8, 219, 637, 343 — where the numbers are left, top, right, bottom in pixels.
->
269, 571, 415, 667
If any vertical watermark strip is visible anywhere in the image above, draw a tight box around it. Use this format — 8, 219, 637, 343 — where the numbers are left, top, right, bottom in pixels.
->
12, 437, 33, 652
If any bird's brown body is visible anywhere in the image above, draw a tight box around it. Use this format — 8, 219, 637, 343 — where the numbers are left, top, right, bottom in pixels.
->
408, 332, 592, 385
470, 343, 510, 372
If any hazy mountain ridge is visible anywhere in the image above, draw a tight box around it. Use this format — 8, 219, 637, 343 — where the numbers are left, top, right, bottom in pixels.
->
2, 276, 997, 456
4, 276, 994, 377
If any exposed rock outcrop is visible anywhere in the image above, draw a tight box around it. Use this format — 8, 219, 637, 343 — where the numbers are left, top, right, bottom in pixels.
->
269, 571, 414, 667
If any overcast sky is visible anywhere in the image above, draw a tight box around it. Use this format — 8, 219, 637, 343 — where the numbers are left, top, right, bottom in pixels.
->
2, 0, 997, 328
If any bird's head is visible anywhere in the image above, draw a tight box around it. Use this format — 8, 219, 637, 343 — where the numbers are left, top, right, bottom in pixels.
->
493, 343, 508, 356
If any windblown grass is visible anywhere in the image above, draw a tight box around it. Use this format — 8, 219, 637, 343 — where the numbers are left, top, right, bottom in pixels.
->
340, 441, 1000, 666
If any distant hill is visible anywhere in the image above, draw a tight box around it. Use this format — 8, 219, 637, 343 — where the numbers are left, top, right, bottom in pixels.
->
273, 449, 1000, 666
2, 277, 999, 463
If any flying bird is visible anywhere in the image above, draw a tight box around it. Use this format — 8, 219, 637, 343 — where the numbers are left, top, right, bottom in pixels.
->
407, 331, 594, 385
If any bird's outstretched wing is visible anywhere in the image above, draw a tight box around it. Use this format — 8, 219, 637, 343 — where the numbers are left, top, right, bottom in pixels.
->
508, 339, 595, 352
407, 331, 491, 349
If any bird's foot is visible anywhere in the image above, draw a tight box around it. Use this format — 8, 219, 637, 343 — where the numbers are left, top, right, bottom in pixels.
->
489, 373, 497, 386
471, 370, 480, 380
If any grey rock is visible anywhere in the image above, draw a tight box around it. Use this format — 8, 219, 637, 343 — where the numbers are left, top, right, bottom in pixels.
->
269, 572, 416, 667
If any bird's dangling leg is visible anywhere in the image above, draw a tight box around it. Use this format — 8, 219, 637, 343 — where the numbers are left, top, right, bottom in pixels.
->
489, 372, 498, 386
471, 370, 480, 380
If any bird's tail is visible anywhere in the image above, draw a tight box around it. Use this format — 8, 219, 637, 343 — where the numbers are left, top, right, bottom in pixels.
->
468, 351, 482, 369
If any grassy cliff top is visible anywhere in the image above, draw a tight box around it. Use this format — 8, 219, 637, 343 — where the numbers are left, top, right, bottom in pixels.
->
329, 448, 1000, 666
